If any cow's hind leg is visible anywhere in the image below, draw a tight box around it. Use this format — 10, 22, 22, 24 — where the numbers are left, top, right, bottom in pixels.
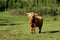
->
39, 25, 42, 33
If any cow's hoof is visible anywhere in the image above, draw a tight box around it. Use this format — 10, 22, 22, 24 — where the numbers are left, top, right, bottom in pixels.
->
31, 32, 33, 34
39, 31, 41, 33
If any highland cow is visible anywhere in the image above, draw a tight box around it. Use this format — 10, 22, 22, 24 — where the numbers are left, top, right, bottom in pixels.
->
26, 12, 43, 34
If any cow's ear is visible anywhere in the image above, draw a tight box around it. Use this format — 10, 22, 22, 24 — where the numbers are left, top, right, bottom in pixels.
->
26, 13, 29, 15
26, 13, 31, 17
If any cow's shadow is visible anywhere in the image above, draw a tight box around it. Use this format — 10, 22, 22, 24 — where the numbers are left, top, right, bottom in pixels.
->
41, 30, 60, 34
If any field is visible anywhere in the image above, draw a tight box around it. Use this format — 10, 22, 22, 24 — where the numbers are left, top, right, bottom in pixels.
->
0, 11, 60, 40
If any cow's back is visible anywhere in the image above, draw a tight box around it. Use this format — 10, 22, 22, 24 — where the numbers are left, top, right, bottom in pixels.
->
35, 16, 43, 27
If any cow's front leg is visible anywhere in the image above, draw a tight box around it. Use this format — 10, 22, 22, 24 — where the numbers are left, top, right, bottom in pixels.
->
33, 24, 36, 34
31, 24, 35, 34
31, 28, 33, 34
31, 27, 36, 34
33, 27, 36, 34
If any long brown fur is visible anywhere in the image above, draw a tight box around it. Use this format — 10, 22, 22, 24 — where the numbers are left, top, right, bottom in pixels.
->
26, 12, 43, 34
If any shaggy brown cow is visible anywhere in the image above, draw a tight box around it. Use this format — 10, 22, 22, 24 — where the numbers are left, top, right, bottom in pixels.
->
26, 12, 43, 34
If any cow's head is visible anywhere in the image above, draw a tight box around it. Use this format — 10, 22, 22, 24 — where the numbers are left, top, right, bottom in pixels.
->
26, 12, 37, 20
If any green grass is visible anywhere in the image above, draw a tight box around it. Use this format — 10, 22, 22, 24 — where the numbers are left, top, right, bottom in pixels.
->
0, 11, 60, 40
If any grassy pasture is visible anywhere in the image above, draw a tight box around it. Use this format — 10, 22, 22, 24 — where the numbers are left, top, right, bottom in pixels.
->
0, 11, 60, 40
